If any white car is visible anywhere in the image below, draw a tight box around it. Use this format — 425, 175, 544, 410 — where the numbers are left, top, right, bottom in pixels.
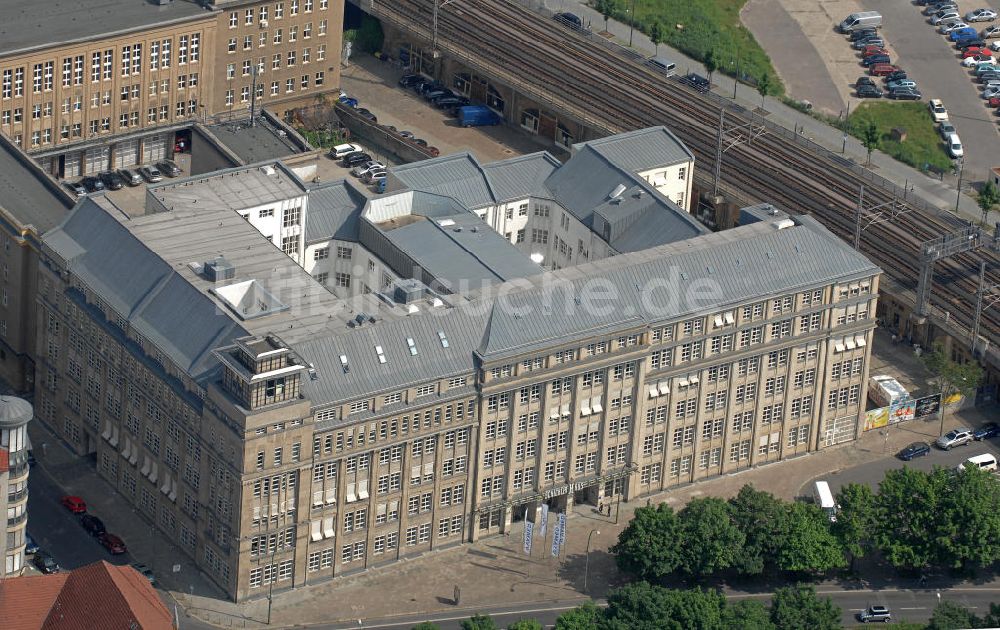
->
351, 161, 385, 177
940, 21, 969, 33
931, 11, 961, 25
966, 8, 998, 22
330, 143, 364, 159
983, 25, 1000, 38
983, 85, 1000, 98
962, 54, 996, 66
981, 79, 1000, 90
928, 99, 949, 122
992, 40, 1000, 51
946, 133, 964, 159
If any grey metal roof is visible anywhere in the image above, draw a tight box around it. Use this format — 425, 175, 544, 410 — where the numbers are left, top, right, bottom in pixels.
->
543, 145, 707, 252
389, 153, 497, 209
0, 396, 32, 428
480, 152, 561, 202
476, 216, 881, 359
42, 198, 248, 382
148, 162, 307, 216
0, 136, 73, 234
305, 180, 367, 243
572, 126, 694, 173
206, 120, 302, 165
381, 212, 543, 292
0, 0, 214, 57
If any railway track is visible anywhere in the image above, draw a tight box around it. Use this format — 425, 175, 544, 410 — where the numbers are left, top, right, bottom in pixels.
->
364, 0, 1000, 350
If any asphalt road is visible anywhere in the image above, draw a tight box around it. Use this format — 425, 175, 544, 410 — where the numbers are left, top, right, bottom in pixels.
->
861, 0, 1000, 174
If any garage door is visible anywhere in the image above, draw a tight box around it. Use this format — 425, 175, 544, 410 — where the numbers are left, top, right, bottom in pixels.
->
114, 138, 139, 168
64, 152, 82, 178
84, 146, 110, 174
141, 134, 167, 164
35, 157, 53, 176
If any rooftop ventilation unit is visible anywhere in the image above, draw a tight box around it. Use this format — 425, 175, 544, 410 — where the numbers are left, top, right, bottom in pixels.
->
608, 183, 627, 199
774, 219, 795, 230
203, 257, 235, 282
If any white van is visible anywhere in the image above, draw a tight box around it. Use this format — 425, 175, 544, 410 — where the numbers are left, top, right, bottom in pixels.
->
814, 481, 838, 521
646, 55, 677, 77
946, 133, 964, 159
957, 453, 998, 472
840, 11, 883, 32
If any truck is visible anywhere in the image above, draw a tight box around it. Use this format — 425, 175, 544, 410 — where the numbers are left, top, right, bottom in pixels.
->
839, 11, 882, 33
814, 481, 838, 522
868, 374, 911, 408
458, 105, 502, 127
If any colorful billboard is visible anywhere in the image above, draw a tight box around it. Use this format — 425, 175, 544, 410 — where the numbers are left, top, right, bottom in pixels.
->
890, 400, 916, 423
863, 407, 889, 431
914, 393, 941, 419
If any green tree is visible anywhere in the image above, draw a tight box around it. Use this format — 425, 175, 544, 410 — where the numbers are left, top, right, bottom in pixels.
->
649, 20, 664, 55
728, 485, 790, 575
833, 483, 877, 565
977, 180, 1000, 226
555, 601, 602, 630
873, 467, 946, 570
704, 49, 719, 86
927, 600, 980, 630
721, 600, 775, 630
861, 121, 880, 167
594, 0, 615, 33
775, 502, 847, 575
677, 497, 745, 578
756, 72, 772, 108
603, 583, 725, 630
611, 503, 681, 581
461, 614, 498, 630
507, 620, 543, 630
979, 602, 1000, 626
939, 465, 1000, 570
769, 584, 840, 630
923, 342, 984, 434
412, 623, 441, 630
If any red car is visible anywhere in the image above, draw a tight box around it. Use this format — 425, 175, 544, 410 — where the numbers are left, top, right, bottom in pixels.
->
990, 96, 1000, 107
98, 533, 127, 554
962, 47, 988, 57
862, 46, 889, 57
870, 64, 902, 76
60, 495, 87, 513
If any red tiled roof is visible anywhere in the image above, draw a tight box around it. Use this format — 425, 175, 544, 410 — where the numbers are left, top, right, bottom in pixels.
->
0, 561, 173, 630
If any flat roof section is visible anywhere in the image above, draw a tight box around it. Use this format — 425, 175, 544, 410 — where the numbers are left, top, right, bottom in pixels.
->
207, 119, 302, 165
0, 0, 214, 57
0, 135, 73, 233
148, 162, 307, 216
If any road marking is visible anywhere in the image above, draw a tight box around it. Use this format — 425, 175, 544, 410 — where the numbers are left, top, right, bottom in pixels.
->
899, 607, 927, 610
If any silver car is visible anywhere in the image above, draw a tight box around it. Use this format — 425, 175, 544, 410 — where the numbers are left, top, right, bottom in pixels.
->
936, 428, 974, 450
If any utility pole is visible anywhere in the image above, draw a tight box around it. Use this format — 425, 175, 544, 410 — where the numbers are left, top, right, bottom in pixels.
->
628, 0, 637, 47
955, 158, 965, 213
249, 63, 259, 128
854, 186, 864, 251
712, 107, 764, 199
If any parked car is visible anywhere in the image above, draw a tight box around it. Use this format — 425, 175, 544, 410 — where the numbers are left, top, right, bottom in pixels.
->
983, 25, 1000, 38
330, 143, 363, 159
65, 181, 87, 197
130, 563, 156, 585
853, 37, 884, 50
897, 441, 931, 461
25, 533, 39, 555
946, 133, 964, 158
862, 54, 891, 66
362, 168, 386, 184
98, 532, 127, 555
33, 551, 60, 574
118, 168, 142, 186
99, 171, 123, 190
351, 161, 385, 178
422, 88, 451, 101
338, 95, 359, 108
963, 54, 996, 66
554, 11, 583, 28
958, 38, 988, 50
961, 45, 990, 56
886, 79, 917, 91
356, 108, 377, 124
157, 160, 181, 177
60, 495, 86, 513
80, 514, 106, 537
849, 28, 878, 41
858, 83, 883, 97
925, 3, 957, 16
397, 74, 425, 88
937, 427, 973, 449
984, 85, 1000, 98
81, 176, 105, 193
939, 121, 957, 138
957, 453, 998, 472
426, 146, 441, 157
856, 76, 876, 88
415, 81, 445, 95
966, 8, 998, 22
888, 87, 923, 100
883, 70, 908, 82
928, 99, 949, 121
981, 79, 1000, 90
433, 96, 468, 109
989, 96, 1000, 107
940, 21, 970, 34
858, 606, 893, 623
950, 27, 979, 41
681, 73, 711, 92
974, 422, 1000, 440
343, 152, 372, 167
975, 62, 999, 73
870, 63, 902, 76
931, 11, 961, 25
861, 45, 889, 56
413, 138, 428, 147
139, 166, 162, 183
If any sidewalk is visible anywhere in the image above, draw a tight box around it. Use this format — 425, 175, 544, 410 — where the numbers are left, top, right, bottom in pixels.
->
534, 0, 1000, 228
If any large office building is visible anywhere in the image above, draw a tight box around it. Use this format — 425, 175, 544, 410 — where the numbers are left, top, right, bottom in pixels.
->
31, 129, 880, 601
0, 0, 343, 177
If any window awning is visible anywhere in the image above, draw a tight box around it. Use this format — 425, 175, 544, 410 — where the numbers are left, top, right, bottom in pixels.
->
148, 463, 158, 485
648, 386, 659, 399
581, 405, 591, 416
168, 479, 177, 502
560, 404, 570, 416
658, 381, 670, 395
834, 342, 845, 353
323, 516, 335, 538
109, 426, 119, 447
855, 336, 867, 347
101, 421, 112, 440
724, 312, 735, 325
359, 479, 370, 500
846, 339, 857, 350
713, 315, 724, 328
121, 438, 131, 460
140, 456, 151, 476
550, 407, 560, 419
689, 376, 700, 385
592, 400, 603, 414
311, 520, 323, 541
678, 379, 689, 388
325, 487, 336, 504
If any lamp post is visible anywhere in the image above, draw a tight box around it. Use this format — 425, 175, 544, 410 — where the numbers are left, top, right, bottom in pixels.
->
628, 0, 637, 47
732, 54, 740, 99
955, 157, 965, 213
583, 529, 601, 593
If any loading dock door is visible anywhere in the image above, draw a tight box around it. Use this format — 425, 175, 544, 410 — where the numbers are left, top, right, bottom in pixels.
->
141, 134, 167, 163
114, 138, 140, 168
83, 146, 110, 174
64, 152, 82, 178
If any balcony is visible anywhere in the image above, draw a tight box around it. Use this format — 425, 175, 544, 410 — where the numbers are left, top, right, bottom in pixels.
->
7, 488, 28, 503
7, 511, 27, 527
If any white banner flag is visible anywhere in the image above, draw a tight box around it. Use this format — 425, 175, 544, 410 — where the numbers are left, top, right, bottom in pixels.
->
539, 503, 549, 539
523, 520, 534, 555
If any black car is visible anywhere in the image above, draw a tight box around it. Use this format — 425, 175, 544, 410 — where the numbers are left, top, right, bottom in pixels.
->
856, 76, 875, 88
81, 176, 105, 193
897, 441, 931, 461
423, 88, 452, 101
682, 73, 711, 93
857, 84, 883, 98
434, 96, 469, 110
849, 28, 878, 41
397, 74, 425, 88
979, 71, 1000, 83
80, 514, 106, 537
415, 81, 445, 95
974, 422, 1000, 440
888, 88, 922, 100
883, 70, 908, 83
99, 171, 123, 190
343, 152, 372, 167
157, 160, 181, 177
33, 551, 60, 574
554, 12, 583, 28
852, 37, 884, 50
958, 38, 987, 50
862, 54, 891, 66
65, 181, 87, 197
356, 108, 377, 124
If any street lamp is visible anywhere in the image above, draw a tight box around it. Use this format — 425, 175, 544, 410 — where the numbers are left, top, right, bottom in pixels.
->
583, 529, 601, 593
954, 157, 965, 213
628, 0, 637, 47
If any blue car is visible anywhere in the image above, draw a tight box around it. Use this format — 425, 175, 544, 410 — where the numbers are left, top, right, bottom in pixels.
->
949, 27, 978, 41
338, 95, 358, 108
897, 441, 931, 461
974, 422, 999, 440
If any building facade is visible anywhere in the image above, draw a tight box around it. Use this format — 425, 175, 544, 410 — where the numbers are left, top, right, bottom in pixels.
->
0, 0, 344, 177
0, 396, 33, 577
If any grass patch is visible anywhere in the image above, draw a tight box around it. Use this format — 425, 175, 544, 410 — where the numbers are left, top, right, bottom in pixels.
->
592, 0, 783, 95
297, 128, 346, 149
847, 102, 953, 172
